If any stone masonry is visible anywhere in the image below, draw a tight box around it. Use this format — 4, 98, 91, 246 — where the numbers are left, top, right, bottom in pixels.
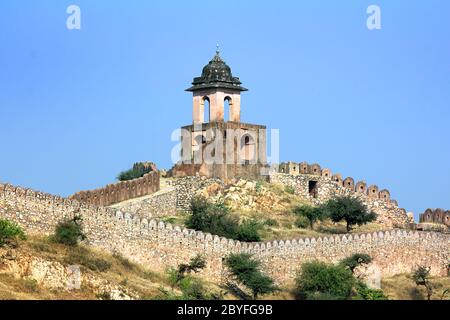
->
69, 171, 160, 207
0, 182, 448, 287
274, 162, 413, 228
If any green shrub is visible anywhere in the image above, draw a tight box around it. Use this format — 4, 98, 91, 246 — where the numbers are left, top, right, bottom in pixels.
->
294, 205, 327, 229
354, 282, 388, 300
117, 162, 153, 181
322, 196, 377, 232
295, 216, 310, 229
255, 181, 264, 194
54, 215, 86, 246
0, 219, 26, 247
284, 185, 296, 195
225, 253, 277, 300
186, 197, 239, 239
168, 254, 207, 289
186, 197, 263, 242
340, 253, 372, 274
163, 255, 220, 300
295, 261, 354, 300
237, 220, 262, 242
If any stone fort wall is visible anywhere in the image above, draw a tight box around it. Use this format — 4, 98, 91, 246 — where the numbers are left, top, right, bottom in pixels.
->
420, 208, 450, 229
274, 162, 413, 228
69, 171, 160, 207
0, 182, 448, 286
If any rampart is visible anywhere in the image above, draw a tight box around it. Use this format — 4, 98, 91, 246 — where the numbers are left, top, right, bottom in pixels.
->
420, 209, 450, 229
69, 171, 160, 207
0, 182, 448, 286
274, 162, 413, 228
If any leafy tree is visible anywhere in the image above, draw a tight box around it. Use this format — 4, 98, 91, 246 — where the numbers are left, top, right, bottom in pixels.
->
294, 205, 327, 229
323, 196, 377, 232
186, 197, 263, 242
0, 218, 26, 247
295, 261, 355, 300
412, 266, 434, 300
168, 254, 207, 289
164, 256, 222, 300
237, 220, 262, 242
225, 253, 277, 300
54, 215, 86, 246
340, 253, 372, 274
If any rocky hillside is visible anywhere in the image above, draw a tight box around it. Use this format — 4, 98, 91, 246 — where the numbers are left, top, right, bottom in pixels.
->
0, 237, 179, 300
196, 179, 305, 214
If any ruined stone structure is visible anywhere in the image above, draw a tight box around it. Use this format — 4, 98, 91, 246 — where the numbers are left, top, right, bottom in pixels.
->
69, 163, 160, 207
420, 209, 450, 229
273, 163, 413, 228
170, 50, 269, 181
0, 182, 448, 287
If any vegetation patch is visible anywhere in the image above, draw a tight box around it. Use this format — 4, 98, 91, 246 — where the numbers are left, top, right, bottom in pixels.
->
53, 215, 86, 246
186, 197, 263, 242
0, 218, 26, 247
117, 162, 153, 181
225, 253, 277, 300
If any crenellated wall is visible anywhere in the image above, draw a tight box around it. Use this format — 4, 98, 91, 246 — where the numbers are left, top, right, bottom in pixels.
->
69, 171, 160, 207
420, 209, 450, 229
279, 162, 397, 202
0, 182, 448, 286
276, 162, 413, 228
109, 188, 177, 220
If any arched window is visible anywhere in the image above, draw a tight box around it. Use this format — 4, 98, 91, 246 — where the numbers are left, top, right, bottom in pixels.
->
224, 96, 232, 122
243, 135, 252, 145
203, 97, 210, 123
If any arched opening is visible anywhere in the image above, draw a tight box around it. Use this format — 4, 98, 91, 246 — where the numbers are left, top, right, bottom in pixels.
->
203, 97, 210, 123
224, 96, 232, 122
241, 133, 255, 164
243, 135, 252, 145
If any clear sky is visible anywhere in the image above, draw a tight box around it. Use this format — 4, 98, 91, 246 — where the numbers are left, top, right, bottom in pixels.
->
0, 0, 449, 220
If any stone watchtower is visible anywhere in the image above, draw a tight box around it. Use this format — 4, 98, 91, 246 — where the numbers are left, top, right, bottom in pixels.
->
169, 49, 268, 181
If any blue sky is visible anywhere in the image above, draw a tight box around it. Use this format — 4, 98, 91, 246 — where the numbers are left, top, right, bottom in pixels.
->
0, 1, 449, 220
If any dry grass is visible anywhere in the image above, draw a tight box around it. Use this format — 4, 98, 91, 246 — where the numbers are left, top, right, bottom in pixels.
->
382, 274, 450, 300
0, 236, 174, 300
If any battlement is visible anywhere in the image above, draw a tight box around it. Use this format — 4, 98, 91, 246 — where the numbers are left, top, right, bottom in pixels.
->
420, 208, 450, 229
272, 163, 412, 228
69, 169, 160, 207
1, 181, 449, 285
279, 161, 397, 204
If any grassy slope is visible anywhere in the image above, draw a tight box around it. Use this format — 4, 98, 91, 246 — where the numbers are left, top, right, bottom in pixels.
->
0, 238, 448, 300
0, 237, 175, 300
161, 180, 387, 241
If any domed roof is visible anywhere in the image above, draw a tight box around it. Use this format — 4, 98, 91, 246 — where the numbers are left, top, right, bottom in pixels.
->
186, 50, 248, 92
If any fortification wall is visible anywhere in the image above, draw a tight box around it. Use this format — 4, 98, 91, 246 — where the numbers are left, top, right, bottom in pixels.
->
420, 209, 450, 229
166, 176, 226, 212
279, 161, 399, 203
0, 183, 448, 287
109, 188, 177, 220
271, 171, 411, 228
69, 171, 160, 207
